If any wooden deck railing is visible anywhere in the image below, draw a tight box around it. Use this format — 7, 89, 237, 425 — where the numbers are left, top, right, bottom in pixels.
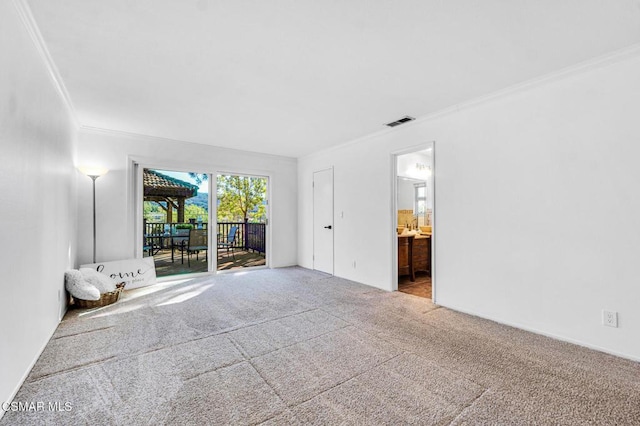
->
246, 222, 266, 254
144, 221, 266, 254
216, 222, 266, 254
145, 222, 209, 236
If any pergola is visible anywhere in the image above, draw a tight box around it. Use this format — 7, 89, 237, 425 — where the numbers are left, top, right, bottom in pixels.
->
143, 169, 198, 223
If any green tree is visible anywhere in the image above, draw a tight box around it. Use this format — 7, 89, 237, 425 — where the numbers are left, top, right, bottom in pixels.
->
184, 204, 208, 222
144, 200, 208, 223
143, 201, 165, 222
188, 173, 208, 185
217, 175, 266, 222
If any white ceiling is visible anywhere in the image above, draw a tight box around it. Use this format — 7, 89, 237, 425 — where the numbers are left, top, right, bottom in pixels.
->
26, 0, 640, 157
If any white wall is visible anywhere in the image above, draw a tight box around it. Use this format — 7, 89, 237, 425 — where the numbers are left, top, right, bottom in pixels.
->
0, 1, 78, 410
298, 51, 640, 360
76, 129, 297, 269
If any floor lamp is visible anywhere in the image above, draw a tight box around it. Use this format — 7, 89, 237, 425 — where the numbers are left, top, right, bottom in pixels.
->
79, 166, 109, 263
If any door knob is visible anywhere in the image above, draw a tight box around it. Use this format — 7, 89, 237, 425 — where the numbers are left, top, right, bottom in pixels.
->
324, 225, 332, 229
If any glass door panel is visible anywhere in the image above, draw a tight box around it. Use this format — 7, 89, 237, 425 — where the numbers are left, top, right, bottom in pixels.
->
142, 168, 210, 277
216, 174, 268, 271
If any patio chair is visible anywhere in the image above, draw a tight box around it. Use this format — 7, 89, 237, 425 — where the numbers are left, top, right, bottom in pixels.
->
143, 234, 159, 257
218, 226, 238, 261
171, 228, 190, 263
187, 229, 208, 267
143, 239, 152, 257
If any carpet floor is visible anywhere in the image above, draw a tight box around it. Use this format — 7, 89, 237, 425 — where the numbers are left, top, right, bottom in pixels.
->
2, 267, 639, 425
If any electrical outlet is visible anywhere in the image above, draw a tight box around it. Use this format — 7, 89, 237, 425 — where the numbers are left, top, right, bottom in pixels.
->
352, 260, 356, 268
602, 310, 618, 327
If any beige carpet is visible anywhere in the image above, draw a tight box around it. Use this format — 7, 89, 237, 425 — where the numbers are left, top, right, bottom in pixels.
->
2, 267, 639, 425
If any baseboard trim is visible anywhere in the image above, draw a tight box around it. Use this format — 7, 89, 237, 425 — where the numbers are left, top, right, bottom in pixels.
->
1, 320, 61, 421
438, 302, 640, 363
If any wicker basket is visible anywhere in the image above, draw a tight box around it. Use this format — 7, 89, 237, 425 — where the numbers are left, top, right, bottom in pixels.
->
74, 282, 126, 309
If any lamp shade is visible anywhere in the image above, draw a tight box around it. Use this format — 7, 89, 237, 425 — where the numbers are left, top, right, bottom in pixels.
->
78, 166, 109, 177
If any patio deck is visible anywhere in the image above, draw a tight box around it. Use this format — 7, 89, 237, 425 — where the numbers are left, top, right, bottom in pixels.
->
147, 247, 265, 277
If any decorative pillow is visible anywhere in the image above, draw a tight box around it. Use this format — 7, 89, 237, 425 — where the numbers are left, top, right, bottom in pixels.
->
65, 270, 100, 301
80, 268, 118, 294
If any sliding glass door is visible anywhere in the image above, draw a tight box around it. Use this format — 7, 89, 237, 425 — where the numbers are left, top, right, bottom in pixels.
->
137, 166, 269, 277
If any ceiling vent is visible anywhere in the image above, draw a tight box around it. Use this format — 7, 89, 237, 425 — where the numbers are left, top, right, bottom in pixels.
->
385, 116, 415, 127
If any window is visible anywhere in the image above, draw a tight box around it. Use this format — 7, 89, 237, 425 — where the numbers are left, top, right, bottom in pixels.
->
414, 182, 427, 227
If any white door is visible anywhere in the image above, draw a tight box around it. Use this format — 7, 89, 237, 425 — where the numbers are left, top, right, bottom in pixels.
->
313, 169, 334, 274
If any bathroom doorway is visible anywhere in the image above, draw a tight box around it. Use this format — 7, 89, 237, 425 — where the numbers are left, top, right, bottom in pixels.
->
394, 143, 434, 300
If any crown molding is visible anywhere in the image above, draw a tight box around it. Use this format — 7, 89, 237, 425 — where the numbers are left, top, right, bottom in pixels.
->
12, 0, 79, 128
419, 41, 640, 123
301, 42, 640, 160
79, 125, 298, 163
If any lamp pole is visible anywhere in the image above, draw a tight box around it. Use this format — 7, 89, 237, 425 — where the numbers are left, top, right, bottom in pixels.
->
89, 175, 98, 263
78, 166, 108, 264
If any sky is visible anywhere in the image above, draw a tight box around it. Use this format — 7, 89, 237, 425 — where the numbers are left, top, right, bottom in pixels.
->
155, 169, 209, 194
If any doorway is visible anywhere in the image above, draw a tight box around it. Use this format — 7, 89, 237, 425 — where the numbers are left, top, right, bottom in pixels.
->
394, 145, 434, 299
142, 168, 211, 278
313, 168, 334, 274
138, 165, 270, 278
